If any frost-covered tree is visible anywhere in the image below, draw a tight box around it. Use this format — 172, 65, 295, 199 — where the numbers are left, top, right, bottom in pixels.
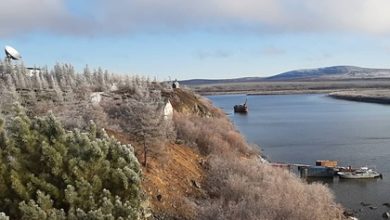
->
105, 97, 171, 168
0, 105, 143, 219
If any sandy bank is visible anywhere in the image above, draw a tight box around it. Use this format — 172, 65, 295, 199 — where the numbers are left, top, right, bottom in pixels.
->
329, 89, 390, 105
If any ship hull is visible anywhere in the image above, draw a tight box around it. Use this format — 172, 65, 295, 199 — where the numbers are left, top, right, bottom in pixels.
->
337, 172, 381, 179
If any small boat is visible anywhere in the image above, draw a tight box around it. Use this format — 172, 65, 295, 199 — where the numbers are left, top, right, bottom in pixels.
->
234, 98, 248, 113
337, 167, 382, 179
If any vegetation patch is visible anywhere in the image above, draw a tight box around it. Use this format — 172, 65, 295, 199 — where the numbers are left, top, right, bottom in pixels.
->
0, 106, 142, 219
0, 62, 347, 219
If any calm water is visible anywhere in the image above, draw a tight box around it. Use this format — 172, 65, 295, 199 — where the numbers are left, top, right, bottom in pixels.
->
208, 94, 390, 220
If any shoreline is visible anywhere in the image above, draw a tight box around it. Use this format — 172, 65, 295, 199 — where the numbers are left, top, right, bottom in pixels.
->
186, 79, 390, 105
198, 89, 344, 96
199, 88, 390, 106
329, 91, 390, 105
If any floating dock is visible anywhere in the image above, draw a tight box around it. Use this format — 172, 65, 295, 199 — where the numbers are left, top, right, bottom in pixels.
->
270, 160, 375, 178
298, 166, 335, 178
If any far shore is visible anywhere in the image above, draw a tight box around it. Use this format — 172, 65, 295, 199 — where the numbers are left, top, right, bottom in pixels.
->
199, 89, 342, 96
185, 80, 390, 105
201, 88, 390, 105
329, 90, 390, 105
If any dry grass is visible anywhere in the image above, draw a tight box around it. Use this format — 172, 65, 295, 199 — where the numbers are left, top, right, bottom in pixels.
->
174, 113, 256, 156
174, 109, 345, 220
202, 156, 344, 220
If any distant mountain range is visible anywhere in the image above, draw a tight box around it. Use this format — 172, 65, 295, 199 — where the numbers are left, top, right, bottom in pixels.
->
180, 66, 390, 85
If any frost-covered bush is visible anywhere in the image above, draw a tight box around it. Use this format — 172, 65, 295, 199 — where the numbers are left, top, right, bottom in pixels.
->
0, 106, 142, 219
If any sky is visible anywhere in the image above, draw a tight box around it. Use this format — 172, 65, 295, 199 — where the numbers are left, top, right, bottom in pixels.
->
2, 0, 390, 80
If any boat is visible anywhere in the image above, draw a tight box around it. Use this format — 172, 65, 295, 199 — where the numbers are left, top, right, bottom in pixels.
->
234, 98, 248, 113
337, 167, 382, 179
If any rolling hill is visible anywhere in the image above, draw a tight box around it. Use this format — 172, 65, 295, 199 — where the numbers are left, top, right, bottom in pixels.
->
268, 66, 390, 80
180, 66, 390, 85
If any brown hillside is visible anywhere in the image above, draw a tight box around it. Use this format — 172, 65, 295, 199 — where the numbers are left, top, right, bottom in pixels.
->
106, 129, 206, 220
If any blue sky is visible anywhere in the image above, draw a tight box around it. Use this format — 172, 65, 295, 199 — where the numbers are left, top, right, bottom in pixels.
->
2, 0, 390, 80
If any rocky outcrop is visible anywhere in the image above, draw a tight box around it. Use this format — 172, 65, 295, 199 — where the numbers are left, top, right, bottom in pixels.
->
163, 88, 222, 117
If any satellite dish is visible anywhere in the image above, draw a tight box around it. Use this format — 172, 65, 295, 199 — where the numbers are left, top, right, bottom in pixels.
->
4, 45, 22, 61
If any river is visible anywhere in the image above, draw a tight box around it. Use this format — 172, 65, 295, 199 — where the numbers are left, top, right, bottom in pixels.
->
208, 94, 390, 220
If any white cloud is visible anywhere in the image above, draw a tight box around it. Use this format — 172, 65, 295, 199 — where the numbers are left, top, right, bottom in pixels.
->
286, 0, 390, 34
92, 0, 390, 35
0, 0, 63, 36
92, 0, 286, 32
3, 0, 390, 37
0, 0, 92, 37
